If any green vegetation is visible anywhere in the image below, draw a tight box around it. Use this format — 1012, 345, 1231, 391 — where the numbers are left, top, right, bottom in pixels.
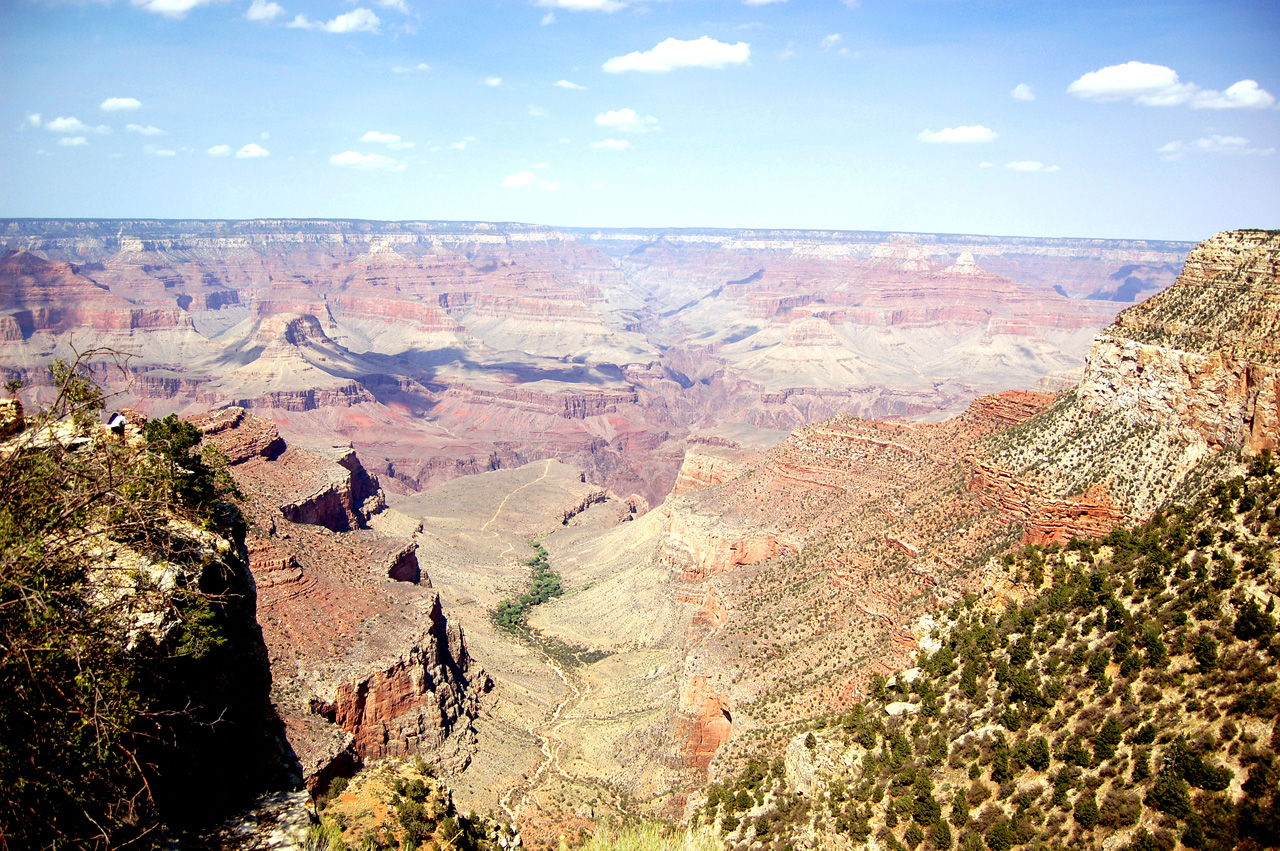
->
494, 540, 565, 632
701, 450, 1280, 850
0, 354, 244, 848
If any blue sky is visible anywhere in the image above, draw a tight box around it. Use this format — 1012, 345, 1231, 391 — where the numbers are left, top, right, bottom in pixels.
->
1, 0, 1277, 240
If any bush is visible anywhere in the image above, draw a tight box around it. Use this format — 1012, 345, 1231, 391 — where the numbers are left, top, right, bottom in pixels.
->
1073, 794, 1100, 829
0, 355, 245, 848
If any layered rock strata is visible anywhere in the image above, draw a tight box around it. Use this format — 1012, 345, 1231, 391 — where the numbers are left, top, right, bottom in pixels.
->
1079, 230, 1280, 452
196, 410, 485, 790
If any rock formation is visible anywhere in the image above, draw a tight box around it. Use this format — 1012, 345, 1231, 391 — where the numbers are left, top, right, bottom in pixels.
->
1079, 229, 1280, 453
0, 221, 1193, 509
194, 409, 487, 791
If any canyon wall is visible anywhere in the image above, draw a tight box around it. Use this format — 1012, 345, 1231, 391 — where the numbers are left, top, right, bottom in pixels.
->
0, 220, 1193, 509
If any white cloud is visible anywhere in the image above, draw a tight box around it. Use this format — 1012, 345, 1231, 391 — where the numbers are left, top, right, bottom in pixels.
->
979, 162, 994, 168
590, 138, 631, 150
1068, 62, 1194, 105
450, 136, 477, 150
503, 171, 537, 187
744, 0, 786, 5
1158, 135, 1275, 161
595, 107, 659, 133
373, 0, 409, 13
100, 97, 141, 112
46, 116, 110, 135
59, 136, 88, 147
146, 145, 177, 157
288, 8, 380, 33
1011, 83, 1034, 101
555, 79, 586, 90
529, 105, 549, 117
236, 143, 269, 158
918, 125, 997, 144
1192, 80, 1275, 110
245, 0, 284, 21
130, 0, 221, 19
536, 0, 625, 11
25, 113, 42, 128
392, 62, 431, 73
1068, 62, 1275, 110
603, 36, 751, 73
361, 130, 414, 150
820, 33, 841, 50
541, 12, 555, 25
503, 170, 559, 190
483, 76, 502, 87
1005, 160, 1060, 172
127, 124, 166, 136
330, 150, 405, 171
208, 144, 232, 156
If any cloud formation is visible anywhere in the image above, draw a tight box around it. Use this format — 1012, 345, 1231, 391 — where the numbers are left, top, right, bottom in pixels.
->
536, 0, 625, 11
1068, 62, 1275, 109
330, 151, 405, 170
130, 0, 220, 19
236, 143, 269, 158
361, 130, 413, 149
917, 125, 997, 144
207, 144, 232, 156
502, 170, 560, 190
1158, 135, 1275, 160
101, 97, 141, 112
555, 80, 586, 90
590, 138, 631, 150
604, 36, 750, 73
245, 0, 284, 21
127, 124, 166, 136
483, 77, 502, 87
595, 108, 659, 133
46, 116, 111, 135
59, 136, 88, 147
289, 9, 380, 33
1005, 160, 1060, 172
1011, 84, 1034, 101
392, 63, 431, 73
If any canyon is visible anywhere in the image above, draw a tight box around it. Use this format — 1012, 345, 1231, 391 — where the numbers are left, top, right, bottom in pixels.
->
8, 221, 1277, 848
0, 220, 1190, 511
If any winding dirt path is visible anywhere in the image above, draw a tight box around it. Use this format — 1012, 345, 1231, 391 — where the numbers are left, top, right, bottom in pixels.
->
498, 645, 589, 822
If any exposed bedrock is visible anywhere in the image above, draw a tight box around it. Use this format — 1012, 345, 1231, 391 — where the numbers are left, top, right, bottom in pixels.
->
279, 448, 386, 532
1079, 229, 1280, 454
312, 594, 479, 762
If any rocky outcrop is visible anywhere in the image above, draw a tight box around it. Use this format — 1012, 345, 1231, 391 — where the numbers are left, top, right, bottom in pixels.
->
671, 446, 750, 495
659, 511, 793, 583
965, 389, 1057, 427
1080, 230, 1280, 453
314, 594, 478, 761
193, 406, 285, 464
673, 674, 733, 774
1081, 337, 1280, 452
559, 489, 609, 524
968, 457, 1130, 545
279, 448, 385, 532
386, 541, 424, 584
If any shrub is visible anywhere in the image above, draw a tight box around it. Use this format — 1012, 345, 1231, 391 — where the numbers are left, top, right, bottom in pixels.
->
1073, 794, 1100, 829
